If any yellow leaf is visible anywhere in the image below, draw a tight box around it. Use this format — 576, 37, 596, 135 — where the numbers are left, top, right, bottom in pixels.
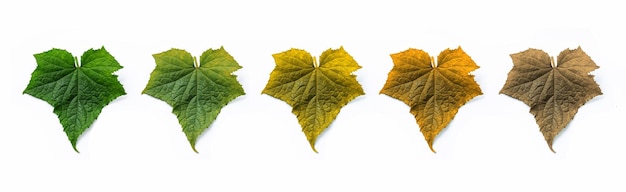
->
262, 47, 364, 152
380, 47, 482, 152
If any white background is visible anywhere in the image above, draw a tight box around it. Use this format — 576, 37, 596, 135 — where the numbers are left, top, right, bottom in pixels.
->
1, 0, 625, 191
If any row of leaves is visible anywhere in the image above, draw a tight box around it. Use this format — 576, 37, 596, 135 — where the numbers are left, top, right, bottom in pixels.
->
23, 46, 601, 153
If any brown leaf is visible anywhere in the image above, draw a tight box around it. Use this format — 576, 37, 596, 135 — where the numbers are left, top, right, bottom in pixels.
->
380, 47, 482, 152
500, 47, 602, 152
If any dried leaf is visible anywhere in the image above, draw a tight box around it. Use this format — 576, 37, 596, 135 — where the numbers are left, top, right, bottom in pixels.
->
380, 47, 482, 152
500, 47, 602, 152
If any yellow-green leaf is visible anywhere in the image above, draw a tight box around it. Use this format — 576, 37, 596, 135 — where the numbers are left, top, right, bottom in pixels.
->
380, 47, 482, 152
262, 47, 364, 152
142, 47, 245, 152
500, 47, 602, 152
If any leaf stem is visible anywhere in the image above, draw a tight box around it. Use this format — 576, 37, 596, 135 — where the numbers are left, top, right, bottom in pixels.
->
313, 56, 318, 68
74, 56, 79, 68
193, 56, 199, 68
430, 56, 436, 68
550, 56, 556, 68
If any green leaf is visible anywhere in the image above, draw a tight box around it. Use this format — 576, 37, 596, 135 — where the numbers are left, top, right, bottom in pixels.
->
142, 47, 245, 153
262, 47, 364, 152
23, 47, 126, 152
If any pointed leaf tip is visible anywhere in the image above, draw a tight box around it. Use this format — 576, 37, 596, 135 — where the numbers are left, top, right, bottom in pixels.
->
549, 146, 556, 153
309, 141, 319, 153
71, 141, 80, 153
427, 138, 437, 153
546, 138, 556, 153
191, 144, 199, 153
188, 137, 199, 153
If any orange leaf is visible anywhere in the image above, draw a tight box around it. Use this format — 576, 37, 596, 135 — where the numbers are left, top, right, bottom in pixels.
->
380, 47, 482, 152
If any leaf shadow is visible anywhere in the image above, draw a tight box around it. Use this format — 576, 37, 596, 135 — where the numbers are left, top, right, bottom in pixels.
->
190, 94, 249, 153
550, 93, 604, 153
310, 94, 368, 152
72, 94, 129, 153
429, 94, 486, 152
